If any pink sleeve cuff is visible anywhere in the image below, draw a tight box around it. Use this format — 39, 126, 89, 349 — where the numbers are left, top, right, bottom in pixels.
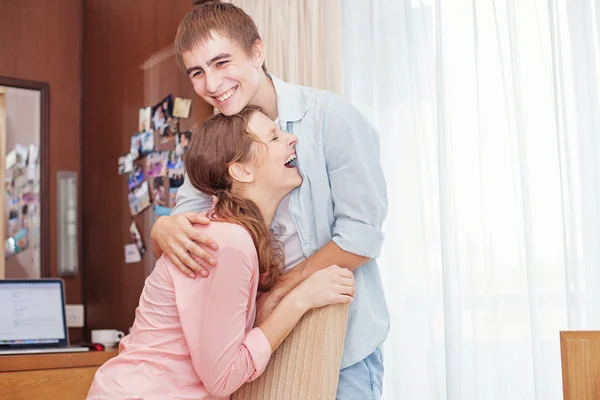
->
244, 327, 272, 380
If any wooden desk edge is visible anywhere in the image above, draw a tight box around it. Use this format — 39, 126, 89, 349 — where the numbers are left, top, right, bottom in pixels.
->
0, 349, 118, 372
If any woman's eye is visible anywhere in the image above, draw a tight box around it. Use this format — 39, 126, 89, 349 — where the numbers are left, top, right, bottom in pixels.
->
271, 136, 279, 142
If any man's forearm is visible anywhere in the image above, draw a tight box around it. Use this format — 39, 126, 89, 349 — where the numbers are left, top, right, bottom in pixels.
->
150, 217, 165, 259
282, 241, 369, 291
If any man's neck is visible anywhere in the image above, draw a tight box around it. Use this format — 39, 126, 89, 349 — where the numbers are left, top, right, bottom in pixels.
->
249, 72, 278, 121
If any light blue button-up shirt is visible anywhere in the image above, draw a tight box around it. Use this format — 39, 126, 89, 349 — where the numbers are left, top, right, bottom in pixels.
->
172, 75, 390, 369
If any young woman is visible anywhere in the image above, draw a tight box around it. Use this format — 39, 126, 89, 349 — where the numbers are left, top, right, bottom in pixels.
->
87, 106, 355, 400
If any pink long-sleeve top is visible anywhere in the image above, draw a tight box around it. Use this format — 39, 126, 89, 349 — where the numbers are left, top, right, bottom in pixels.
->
87, 221, 272, 400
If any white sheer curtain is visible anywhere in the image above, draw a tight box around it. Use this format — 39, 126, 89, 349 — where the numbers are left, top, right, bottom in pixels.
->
341, 0, 600, 399
226, 0, 342, 93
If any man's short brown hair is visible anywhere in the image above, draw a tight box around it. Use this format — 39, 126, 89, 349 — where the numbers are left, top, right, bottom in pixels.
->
174, 1, 267, 74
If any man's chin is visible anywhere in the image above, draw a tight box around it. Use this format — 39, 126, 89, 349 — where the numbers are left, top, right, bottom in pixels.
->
215, 104, 244, 116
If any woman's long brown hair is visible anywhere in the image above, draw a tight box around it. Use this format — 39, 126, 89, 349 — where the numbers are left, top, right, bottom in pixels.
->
184, 106, 282, 291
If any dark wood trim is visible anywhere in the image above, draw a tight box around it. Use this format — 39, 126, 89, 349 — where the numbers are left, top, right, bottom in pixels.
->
0, 76, 50, 278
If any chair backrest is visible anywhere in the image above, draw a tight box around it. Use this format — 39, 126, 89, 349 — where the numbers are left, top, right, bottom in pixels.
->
561, 331, 600, 400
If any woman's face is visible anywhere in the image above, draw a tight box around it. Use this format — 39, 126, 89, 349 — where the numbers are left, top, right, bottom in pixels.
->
244, 112, 301, 194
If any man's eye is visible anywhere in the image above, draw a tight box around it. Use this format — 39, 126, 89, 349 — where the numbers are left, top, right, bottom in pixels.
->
191, 70, 203, 78
216, 60, 229, 67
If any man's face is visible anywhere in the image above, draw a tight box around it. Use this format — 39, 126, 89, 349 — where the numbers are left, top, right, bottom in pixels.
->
182, 33, 263, 116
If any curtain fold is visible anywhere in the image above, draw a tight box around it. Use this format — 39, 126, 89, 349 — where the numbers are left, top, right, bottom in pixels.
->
341, 0, 600, 399
226, 0, 342, 93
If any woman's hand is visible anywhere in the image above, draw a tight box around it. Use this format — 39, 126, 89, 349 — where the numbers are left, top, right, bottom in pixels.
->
292, 265, 355, 311
151, 213, 218, 278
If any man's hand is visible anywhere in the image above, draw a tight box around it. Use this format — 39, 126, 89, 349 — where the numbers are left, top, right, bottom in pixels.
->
151, 213, 218, 278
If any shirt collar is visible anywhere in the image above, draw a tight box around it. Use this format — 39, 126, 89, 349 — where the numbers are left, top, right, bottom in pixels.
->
269, 74, 310, 124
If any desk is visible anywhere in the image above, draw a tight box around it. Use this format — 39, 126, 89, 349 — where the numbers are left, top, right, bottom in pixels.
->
0, 350, 117, 400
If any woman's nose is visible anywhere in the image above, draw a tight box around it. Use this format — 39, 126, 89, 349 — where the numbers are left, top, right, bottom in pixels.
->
286, 133, 297, 146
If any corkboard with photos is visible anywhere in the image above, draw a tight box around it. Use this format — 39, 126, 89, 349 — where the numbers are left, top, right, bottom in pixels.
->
118, 94, 192, 263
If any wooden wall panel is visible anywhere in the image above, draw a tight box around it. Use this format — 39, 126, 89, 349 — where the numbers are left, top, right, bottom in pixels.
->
0, 0, 83, 340
82, 0, 212, 336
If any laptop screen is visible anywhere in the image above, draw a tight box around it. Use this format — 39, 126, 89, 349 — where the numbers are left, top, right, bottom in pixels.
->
0, 279, 68, 347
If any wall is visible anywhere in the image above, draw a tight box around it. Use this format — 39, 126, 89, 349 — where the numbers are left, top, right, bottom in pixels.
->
0, 0, 83, 339
82, 0, 212, 335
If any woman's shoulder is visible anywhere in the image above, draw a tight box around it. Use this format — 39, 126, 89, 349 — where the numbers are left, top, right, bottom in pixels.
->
198, 220, 257, 260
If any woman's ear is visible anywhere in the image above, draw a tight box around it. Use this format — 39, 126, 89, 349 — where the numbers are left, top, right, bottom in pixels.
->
228, 162, 254, 184
251, 39, 265, 69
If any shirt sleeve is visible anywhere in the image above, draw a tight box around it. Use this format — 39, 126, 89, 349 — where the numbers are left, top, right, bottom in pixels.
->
323, 97, 388, 259
172, 240, 272, 398
171, 174, 213, 215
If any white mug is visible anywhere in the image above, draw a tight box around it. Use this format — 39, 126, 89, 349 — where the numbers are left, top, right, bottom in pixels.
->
91, 329, 125, 349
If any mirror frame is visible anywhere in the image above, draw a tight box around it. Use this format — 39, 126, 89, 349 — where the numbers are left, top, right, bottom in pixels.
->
0, 76, 50, 277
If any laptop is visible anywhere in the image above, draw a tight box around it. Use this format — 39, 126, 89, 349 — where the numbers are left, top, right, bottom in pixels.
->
0, 279, 89, 355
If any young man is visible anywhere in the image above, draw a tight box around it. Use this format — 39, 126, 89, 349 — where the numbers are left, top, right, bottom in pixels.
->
151, 2, 389, 398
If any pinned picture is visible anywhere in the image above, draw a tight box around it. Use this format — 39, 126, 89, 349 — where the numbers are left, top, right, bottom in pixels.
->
151, 94, 173, 131
127, 165, 144, 190
176, 130, 192, 155
153, 204, 172, 222
5, 228, 29, 258
151, 176, 168, 207
152, 94, 177, 143
169, 187, 178, 207
129, 221, 146, 256
167, 154, 185, 189
128, 181, 151, 216
173, 97, 192, 118
138, 106, 152, 133
118, 153, 134, 175
140, 131, 154, 155
146, 152, 166, 177
21, 183, 38, 205
130, 134, 142, 160
137, 180, 152, 214
124, 244, 142, 264
5, 149, 17, 170
15, 144, 29, 169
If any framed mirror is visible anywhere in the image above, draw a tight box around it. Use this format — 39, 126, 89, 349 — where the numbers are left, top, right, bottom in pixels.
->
0, 77, 49, 278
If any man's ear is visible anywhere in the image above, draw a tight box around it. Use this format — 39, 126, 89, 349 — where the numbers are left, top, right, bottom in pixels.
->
228, 162, 254, 184
251, 39, 265, 69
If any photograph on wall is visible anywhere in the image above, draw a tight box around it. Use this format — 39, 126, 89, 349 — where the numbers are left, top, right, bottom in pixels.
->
118, 153, 134, 175
128, 180, 151, 216
140, 131, 154, 156
5, 149, 17, 170
135, 181, 152, 213
152, 94, 178, 143
129, 221, 146, 256
130, 133, 142, 160
124, 243, 141, 264
167, 153, 185, 190
153, 204, 172, 223
5, 228, 29, 258
127, 165, 144, 190
151, 176, 168, 207
175, 130, 192, 156
172, 97, 192, 119
169, 187, 178, 208
146, 152, 167, 177
138, 106, 152, 133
